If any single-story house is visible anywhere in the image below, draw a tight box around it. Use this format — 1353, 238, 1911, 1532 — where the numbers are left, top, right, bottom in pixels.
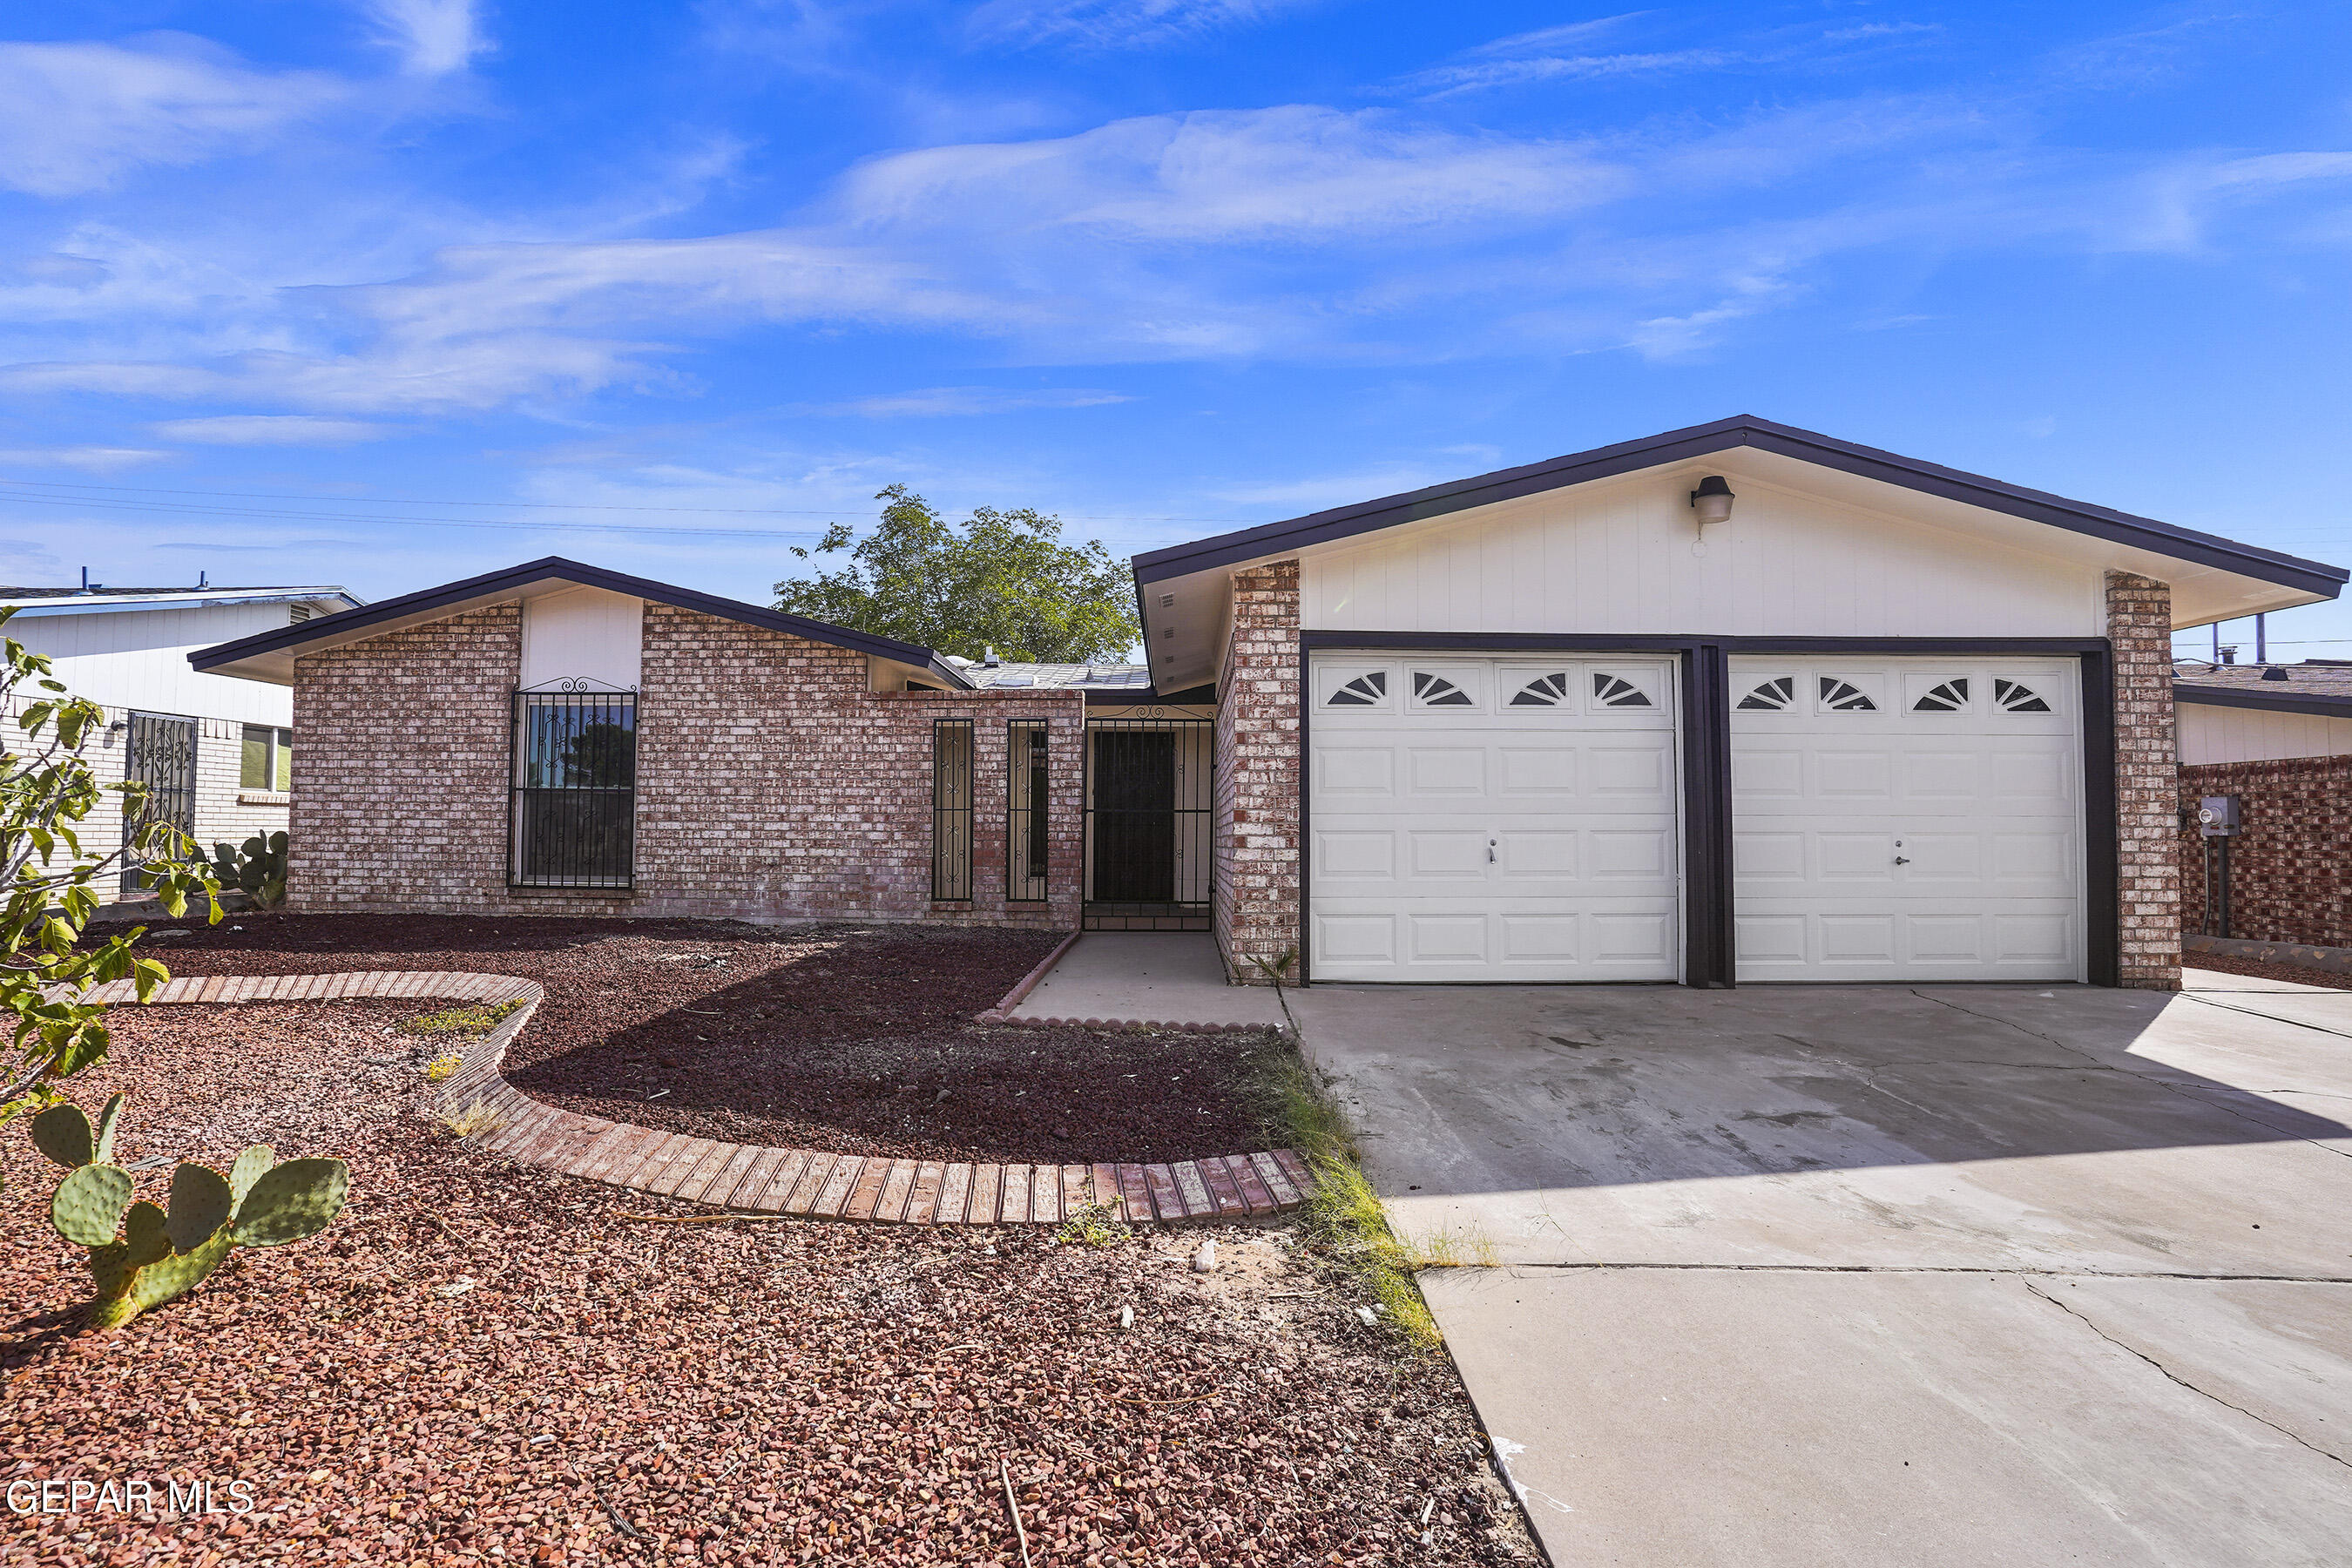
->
1, 580, 362, 885
2173, 660, 2352, 950
191, 416, 2349, 990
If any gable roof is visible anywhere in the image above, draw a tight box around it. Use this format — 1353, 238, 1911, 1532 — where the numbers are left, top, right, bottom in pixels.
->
1132, 416, 2349, 597
188, 557, 973, 688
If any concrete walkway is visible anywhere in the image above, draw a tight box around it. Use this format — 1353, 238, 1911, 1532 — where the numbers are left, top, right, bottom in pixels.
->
1288, 970, 2352, 1565
1007, 931, 1288, 1030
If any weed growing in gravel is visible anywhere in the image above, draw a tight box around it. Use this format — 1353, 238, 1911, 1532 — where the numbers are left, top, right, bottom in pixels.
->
1243, 1047, 1442, 1350
401, 1000, 524, 1037
423, 1052, 463, 1083
1056, 1200, 1125, 1247
442, 1097, 508, 1138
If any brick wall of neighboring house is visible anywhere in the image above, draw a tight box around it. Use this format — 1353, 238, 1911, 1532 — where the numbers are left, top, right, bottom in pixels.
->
2107, 571, 2180, 990
2178, 755, 2352, 950
290, 603, 1085, 927
1213, 559, 1301, 984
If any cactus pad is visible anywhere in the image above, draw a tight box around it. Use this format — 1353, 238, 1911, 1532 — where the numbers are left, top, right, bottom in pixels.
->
165, 1162, 233, 1253
232, 1158, 348, 1247
227, 1145, 274, 1206
91, 1093, 128, 1165
30, 1103, 95, 1169
51, 1163, 132, 1246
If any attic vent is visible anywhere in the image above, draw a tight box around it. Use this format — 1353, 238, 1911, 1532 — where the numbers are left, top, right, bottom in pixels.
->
288, 603, 315, 624
1159, 593, 1175, 608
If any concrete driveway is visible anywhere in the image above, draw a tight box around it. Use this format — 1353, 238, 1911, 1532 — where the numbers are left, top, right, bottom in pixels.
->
1287, 972, 2352, 1566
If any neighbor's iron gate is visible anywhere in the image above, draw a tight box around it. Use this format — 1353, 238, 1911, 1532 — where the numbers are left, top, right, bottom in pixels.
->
120, 711, 198, 896
1083, 713, 1212, 930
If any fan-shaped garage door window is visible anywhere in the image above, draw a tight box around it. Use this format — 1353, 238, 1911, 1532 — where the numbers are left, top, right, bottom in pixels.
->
1327, 672, 1387, 706
1737, 676, 1795, 712
1994, 678, 2051, 713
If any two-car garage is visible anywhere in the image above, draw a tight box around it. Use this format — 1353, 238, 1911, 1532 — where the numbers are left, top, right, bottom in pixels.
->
1307, 651, 2087, 984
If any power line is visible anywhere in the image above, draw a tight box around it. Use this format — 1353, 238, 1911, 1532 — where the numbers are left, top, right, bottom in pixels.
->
0, 475, 1262, 526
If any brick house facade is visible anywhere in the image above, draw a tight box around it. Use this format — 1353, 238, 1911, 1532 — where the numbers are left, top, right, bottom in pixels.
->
2178, 755, 2352, 950
287, 598, 1083, 927
1212, 561, 1301, 983
2107, 571, 2181, 989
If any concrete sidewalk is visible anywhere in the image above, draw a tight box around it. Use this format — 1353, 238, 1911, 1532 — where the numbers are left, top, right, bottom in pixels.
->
1008, 932, 1288, 1030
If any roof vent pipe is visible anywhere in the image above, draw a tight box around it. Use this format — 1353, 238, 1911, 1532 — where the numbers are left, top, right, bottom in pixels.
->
983, 645, 1001, 667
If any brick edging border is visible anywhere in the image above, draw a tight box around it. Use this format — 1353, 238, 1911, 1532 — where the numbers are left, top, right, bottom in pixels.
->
87, 970, 1317, 1227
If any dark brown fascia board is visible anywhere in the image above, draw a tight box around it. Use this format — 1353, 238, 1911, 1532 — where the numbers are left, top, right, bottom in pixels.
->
186, 556, 975, 689
1131, 416, 2350, 598
2174, 681, 2352, 720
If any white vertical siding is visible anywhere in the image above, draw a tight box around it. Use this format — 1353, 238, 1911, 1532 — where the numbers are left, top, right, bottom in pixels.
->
520, 587, 644, 690
10, 602, 297, 724
1299, 470, 2107, 638
2178, 702, 2352, 763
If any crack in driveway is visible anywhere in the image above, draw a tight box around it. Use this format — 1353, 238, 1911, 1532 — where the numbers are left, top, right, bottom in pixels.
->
2018, 1277, 2352, 1472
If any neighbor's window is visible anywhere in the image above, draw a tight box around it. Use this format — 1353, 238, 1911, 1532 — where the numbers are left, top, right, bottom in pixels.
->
1006, 719, 1049, 901
932, 719, 974, 901
510, 691, 637, 888
240, 725, 293, 792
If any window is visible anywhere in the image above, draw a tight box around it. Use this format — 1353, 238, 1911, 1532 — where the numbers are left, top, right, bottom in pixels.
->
240, 725, 293, 791
1326, 672, 1387, 706
1592, 673, 1653, 708
1006, 720, 1049, 901
1410, 671, 1473, 706
1737, 677, 1795, 712
510, 691, 636, 888
1511, 672, 1574, 706
1912, 679, 1970, 713
932, 719, 974, 901
1817, 677, 1877, 712
1994, 678, 2051, 713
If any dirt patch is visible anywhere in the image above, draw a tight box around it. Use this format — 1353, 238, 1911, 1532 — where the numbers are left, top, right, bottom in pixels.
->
3, 998, 1537, 1567
110, 914, 1286, 1163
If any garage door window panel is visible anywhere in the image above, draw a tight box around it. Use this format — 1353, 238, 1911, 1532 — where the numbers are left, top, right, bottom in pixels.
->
1321, 666, 1395, 709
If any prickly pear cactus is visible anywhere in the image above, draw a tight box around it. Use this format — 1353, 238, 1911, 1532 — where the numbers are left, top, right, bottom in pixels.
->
34, 1095, 348, 1329
206, 830, 288, 909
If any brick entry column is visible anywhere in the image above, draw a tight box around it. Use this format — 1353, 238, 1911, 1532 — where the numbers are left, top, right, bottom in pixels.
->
2107, 570, 2180, 989
1214, 560, 1301, 984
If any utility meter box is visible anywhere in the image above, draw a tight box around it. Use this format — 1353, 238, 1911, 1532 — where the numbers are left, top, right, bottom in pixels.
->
2198, 795, 2240, 837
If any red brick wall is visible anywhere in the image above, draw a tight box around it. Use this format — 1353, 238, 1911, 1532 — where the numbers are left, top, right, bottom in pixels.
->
2107, 571, 2180, 990
2178, 755, 2352, 949
1213, 560, 1301, 983
292, 603, 1082, 927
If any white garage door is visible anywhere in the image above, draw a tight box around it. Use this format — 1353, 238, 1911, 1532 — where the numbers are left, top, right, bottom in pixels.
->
1730, 658, 2084, 983
1308, 654, 1680, 982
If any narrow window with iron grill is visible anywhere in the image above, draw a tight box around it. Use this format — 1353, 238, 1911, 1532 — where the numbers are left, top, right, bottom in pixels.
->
1006, 719, 1049, 901
932, 718, 974, 901
510, 686, 636, 889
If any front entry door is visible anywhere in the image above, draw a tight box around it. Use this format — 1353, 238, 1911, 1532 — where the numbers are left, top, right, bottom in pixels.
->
1092, 730, 1177, 902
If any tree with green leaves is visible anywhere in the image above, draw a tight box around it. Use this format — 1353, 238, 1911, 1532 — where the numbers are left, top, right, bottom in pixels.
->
0, 609, 220, 1152
773, 485, 1140, 664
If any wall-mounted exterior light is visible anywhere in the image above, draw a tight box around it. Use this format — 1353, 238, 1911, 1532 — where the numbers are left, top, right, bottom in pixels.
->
1689, 475, 1735, 527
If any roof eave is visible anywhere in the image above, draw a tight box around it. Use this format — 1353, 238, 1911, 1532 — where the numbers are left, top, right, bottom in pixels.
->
1132, 416, 2350, 598
187, 558, 973, 689
2174, 681, 2352, 720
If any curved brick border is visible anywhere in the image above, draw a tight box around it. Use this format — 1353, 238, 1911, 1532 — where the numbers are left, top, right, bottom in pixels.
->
91, 971, 1317, 1226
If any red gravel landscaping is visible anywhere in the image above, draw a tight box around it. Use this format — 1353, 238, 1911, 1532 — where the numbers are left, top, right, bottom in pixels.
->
2, 991, 1537, 1567
112, 914, 1287, 1164
2182, 951, 2352, 990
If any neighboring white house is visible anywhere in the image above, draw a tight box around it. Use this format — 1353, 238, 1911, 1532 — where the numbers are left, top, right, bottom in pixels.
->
2, 581, 362, 873
2175, 659, 2352, 762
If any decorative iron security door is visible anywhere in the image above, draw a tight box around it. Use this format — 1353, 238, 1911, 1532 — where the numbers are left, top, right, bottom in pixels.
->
1084, 714, 1212, 929
121, 712, 198, 895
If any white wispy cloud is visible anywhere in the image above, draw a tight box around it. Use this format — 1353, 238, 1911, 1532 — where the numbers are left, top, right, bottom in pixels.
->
968, 0, 1319, 51
361, 0, 488, 76
151, 415, 397, 445
793, 387, 1136, 416
0, 36, 344, 197
0, 445, 172, 473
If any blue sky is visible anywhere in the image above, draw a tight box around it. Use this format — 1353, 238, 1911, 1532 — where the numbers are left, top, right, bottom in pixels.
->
3, 1, 2349, 660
